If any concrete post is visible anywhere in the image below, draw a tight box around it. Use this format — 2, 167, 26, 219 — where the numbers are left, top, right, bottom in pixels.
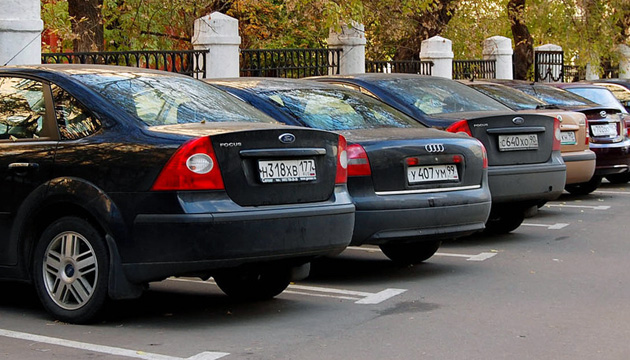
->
585, 63, 600, 80
534, 44, 563, 82
420, 36, 454, 79
192, 12, 241, 78
618, 44, 630, 79
0, 0, 43, 66
328, 22, 366, 75
483, 36, 513, 80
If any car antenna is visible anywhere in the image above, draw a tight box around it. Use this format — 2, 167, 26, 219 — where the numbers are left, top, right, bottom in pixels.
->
3, 31, 43, 66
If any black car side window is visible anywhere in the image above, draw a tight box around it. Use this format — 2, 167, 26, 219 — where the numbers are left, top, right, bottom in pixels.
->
51, 84, 102, 140
0, 77, 46, 140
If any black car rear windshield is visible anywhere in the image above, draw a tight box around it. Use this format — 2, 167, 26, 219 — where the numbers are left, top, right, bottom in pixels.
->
517, 85, 598, 107
471, 84, 546, 110
373, 77, 510, 115
71, 71, 278, 126
257, 88, 425, 130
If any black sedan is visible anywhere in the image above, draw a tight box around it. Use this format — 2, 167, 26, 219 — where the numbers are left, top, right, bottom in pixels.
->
309, 74, 566, 233
209, 78, 492, 263
0, 65, 355, 323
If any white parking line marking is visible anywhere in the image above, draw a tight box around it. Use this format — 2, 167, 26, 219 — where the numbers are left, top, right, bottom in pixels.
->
0, 329, 229, 360
356, 289, 408, 304
347, 246, 497, 262
522, 222, 569, 230
594, 190, 630, 195
545, 204, 610, 210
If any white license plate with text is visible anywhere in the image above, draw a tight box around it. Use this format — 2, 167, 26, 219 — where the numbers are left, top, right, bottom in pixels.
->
560, 131, 577, 145
591, 123, 617, 137
258, 159, 316, 183
498, 134, 539, 151
407, 165, 459, 184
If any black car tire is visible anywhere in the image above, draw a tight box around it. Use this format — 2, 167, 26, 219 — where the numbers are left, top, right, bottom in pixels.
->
379, 241, 442, 264
32, 217, 109, 324
565, 176, 602, 195
484, 209, 525, 234
605, 173, 630, 184
214, 268, 291, 301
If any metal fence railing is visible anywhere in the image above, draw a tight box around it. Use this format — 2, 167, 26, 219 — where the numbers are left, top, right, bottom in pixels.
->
453, 60, 496, 80
41, 50, 208, 78
365, 60, 433, 75
240, 48, 341, 78
534, 50, 564, 82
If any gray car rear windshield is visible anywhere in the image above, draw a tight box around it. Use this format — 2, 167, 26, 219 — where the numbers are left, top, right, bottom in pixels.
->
71, 71, 278, 126
258, 88, 425, 130
518, 85, 598, 107
471, 84, 546, 110
373, 77, 511, 115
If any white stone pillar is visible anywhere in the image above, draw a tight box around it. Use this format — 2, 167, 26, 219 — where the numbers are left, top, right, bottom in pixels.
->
328, 22, 366, 75
192, 12, 241, 78
618, 44, 630, 79
534, 44, 563, 83
0, 0, 43, 66
483, 36, 513, 80
585, 63, 600, 80
420, 36, 454, 79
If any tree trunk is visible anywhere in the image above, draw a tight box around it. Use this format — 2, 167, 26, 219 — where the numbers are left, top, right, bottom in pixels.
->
508, 0, 533, 80
68, 0, 104, 52
394, 0, 459, 60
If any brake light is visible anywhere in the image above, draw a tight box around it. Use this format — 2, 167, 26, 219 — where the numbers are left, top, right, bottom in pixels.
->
446, 120, 472, 136
585, 118, 590, 145
553, 117, 561, 151
335, 135, 348, 184
152, 136, 225, 191
347, 143, 371, 177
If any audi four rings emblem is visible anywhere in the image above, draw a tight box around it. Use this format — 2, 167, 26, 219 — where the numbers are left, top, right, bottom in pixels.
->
425, 144, 445, 152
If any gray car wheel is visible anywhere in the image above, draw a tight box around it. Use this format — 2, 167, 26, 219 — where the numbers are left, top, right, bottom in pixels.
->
214, 267, 291, 301
379, 241, 442, 264
33, 217, 109, 324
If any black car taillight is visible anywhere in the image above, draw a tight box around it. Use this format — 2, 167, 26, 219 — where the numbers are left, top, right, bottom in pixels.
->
446, 120, 472, 136
152, 136, 225, 191
347, 143, 371, 177
335, 135, 348, 184
553, 117, 562, 151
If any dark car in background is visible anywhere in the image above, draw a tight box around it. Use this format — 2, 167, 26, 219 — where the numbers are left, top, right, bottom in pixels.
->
310, 74, 566, 234
210, 78, 491, 264
492, 80, 630, 187
0, 65, 355, 323
552, 83, 628, 114
463, 80, 597, 194
585, 79, 630, 112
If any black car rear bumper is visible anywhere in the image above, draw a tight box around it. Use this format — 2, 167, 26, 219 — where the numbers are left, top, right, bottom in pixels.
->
488, 152, 566, 204
589, 139, 630, 176
350, 185, 491, 245
120, 188, 355, 283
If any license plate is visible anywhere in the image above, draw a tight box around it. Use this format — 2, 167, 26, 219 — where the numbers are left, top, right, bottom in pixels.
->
498, 134, 539, 151
258, 159, 316, 183
591, 123, 617, 136
407, 165, 459, 184
560, 131, 577, 145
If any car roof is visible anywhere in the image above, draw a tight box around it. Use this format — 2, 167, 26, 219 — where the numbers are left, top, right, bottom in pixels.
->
208, 77, 343, 92
0, 64, 190, 78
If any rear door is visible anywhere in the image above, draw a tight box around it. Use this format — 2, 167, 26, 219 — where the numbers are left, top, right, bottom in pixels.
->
0, 76, 58, 266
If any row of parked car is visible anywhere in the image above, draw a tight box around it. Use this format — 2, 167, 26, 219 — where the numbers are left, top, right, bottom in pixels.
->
0, 65, 628, 324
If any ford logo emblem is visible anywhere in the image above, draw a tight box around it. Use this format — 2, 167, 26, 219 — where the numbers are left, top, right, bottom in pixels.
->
279, 133, 296, 144
425, 144, 445, 153
512, 117, 525, 125
600, 110, 608, 118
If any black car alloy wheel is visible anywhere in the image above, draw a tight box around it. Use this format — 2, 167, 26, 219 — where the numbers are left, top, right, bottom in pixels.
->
33, 217, 109, 324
